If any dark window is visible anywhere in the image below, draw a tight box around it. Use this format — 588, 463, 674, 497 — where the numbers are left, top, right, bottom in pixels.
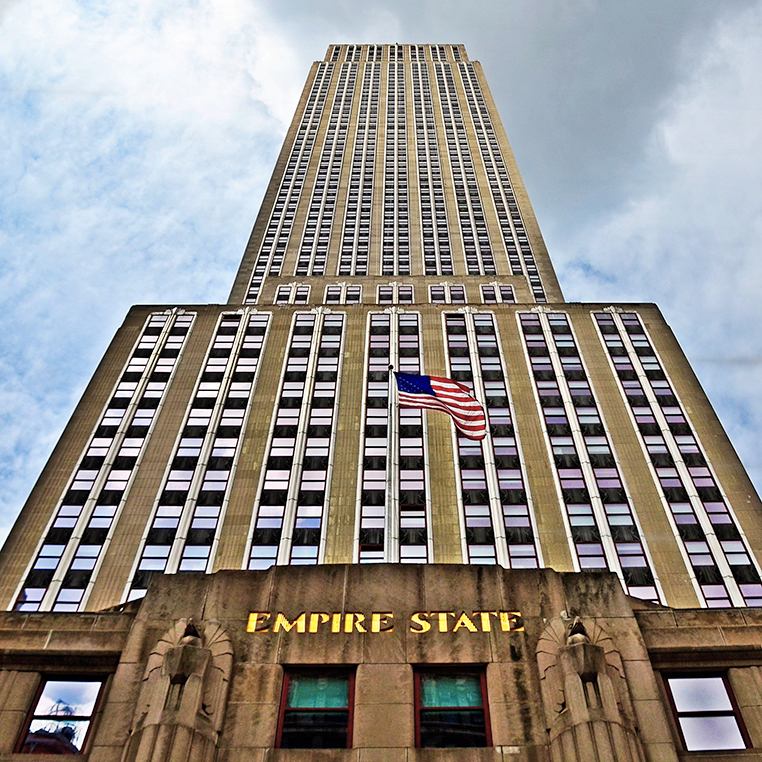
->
17, 678, 105, 754
664, 674, 749, 751
277, 670, 354, 749
415, 670, 490, 747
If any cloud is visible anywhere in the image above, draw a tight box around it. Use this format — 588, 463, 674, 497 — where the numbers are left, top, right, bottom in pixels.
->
0, 0, 303, 540
556, 1, 762, 487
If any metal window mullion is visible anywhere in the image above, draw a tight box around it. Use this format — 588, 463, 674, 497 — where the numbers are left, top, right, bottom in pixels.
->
592, 312, 705, 602
246, 64, 330, 300
7, 309, 164, 611
353, 311, 375, 561
441, 313, 471, 564
415, 315, 434, 562
317, 313, 347, 563
517, 312, 579, 571
541, 314, 622, 578
38, 311, 181, 611
459, 65, 524, 281
439, 63, 481, 275
620, 312, 762, 586
206, 312, 272, 573
76, 313, 199, 609
613, 313, 744, 605
166, 310, 251, 574
553, 313, 665, 603
385, 309, 401, 561
301, 64, 351, 276
491, 311, 543, 568
277, 312, 324, 565
464, 310, 508, 567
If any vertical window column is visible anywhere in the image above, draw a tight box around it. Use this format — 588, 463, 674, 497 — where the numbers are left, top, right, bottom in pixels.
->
356, 311, 431, 562
13, 311, 196, 612
247, 311, 346, 568
357, 313, 392, 563
338, 62, 379, 276
539, 311, 660, 602
444, 312, 539, 567
296, 63, 357, 276
287, 314, 346, 565
520, 312, 612, 575
595, 311, 762, 607
458, 63, 545, 300
382, 62, 410, 275
124, 312, 271, 601
412, 60, 452, 275
434, 63, 495, 276
245, 63, 333, 303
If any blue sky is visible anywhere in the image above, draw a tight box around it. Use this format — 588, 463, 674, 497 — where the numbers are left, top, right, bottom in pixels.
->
1, 0, 762, 544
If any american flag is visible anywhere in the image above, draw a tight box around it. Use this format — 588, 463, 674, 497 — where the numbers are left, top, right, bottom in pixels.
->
395, 372, 487, 440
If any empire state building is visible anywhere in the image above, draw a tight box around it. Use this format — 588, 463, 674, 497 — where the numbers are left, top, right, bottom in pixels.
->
0, 44, 760, 759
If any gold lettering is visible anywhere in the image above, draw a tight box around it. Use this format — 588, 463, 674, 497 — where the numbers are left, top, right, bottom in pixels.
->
309, 613, 330, 633
273, 612, 306, 633
432, 612, 456, 632
409, 612, 431, 633
344, 613, 367, 633
474, 611, 497, 632
453, 612, 478, 632
246, 612, 271, 632
498, 611, 524, 632
371, 612, 394, 633
331, 613, 342, 633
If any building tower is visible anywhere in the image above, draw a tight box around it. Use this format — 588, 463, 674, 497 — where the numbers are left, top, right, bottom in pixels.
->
1, 44, 761, 759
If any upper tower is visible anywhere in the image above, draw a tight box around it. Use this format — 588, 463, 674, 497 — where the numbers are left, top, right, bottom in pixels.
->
228, 43, 563, 306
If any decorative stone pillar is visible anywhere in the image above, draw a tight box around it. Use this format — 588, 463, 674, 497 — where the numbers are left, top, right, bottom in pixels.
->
536, 616, 646, 762
122, 618, 233, 762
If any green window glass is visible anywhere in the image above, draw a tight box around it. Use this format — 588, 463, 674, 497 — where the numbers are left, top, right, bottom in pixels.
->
416, 671, 489, 747
278, 671, 353, 748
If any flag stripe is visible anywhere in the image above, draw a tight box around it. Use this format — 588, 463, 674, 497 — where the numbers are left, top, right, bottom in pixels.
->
395, 371, 487, 440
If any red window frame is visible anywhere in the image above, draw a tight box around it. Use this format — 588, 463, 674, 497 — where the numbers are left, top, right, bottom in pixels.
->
661, 671, 751, 751
275, 668, 355, 749
413, 667, 492, 748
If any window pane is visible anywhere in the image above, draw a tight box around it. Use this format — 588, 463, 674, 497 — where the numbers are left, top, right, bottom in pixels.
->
281, 710, 349, 749
679, 716, 745, 751
22, 719, 91, 753
419, 709, 486, 748
420, 674, 482, 708
287, 674, 349, 709
35, 680, 101, 718
668, 677, 732, 712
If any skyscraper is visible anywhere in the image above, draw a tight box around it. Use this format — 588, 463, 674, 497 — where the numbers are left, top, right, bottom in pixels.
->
1, 44, 761, 759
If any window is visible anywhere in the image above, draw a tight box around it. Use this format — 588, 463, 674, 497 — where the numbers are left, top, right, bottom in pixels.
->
277, 670, 354, 749
18, 678, 105, 754
415, 670, 490, 748
664, 674, 748, 751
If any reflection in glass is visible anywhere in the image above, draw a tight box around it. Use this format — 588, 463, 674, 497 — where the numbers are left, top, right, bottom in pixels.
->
666, 676, 746, 752
20, 680, 102, 754
418, 673, 488, 748
280, 673, 351, 749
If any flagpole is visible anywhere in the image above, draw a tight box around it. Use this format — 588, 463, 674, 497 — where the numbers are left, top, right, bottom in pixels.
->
387, 363, 397, 562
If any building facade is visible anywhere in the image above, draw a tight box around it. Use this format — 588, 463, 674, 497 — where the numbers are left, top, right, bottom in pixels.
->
0, 43, 761, 760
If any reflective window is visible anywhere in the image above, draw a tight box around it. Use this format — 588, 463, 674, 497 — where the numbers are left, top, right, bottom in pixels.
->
416, 671, 490, 748
278, 671, 353, 749
665, 675, 747, 751
18, 679, 104, 754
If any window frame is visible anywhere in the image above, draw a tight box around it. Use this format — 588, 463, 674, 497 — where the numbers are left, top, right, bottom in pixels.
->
276, 667, 356, 749
661, 671, 751, 752
16, 674, 108, 755
413, 667, 492, 749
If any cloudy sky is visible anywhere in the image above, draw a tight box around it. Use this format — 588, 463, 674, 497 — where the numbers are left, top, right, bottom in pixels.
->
1, 0, 761, 544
